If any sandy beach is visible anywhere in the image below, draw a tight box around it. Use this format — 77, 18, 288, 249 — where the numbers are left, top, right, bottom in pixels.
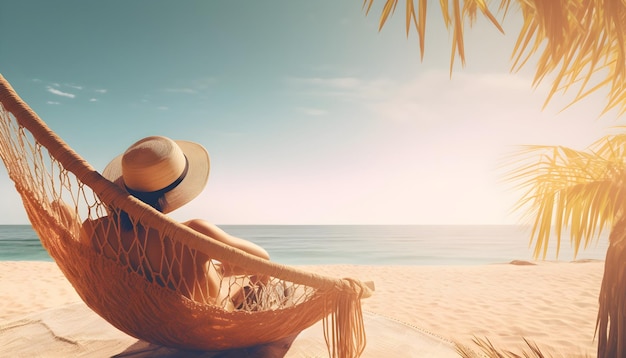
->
0, 260, 603, 357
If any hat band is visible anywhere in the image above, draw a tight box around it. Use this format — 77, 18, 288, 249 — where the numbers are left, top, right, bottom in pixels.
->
125, 155, 190, 197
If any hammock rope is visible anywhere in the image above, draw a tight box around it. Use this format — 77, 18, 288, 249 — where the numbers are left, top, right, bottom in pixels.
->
0, 74, 372, 357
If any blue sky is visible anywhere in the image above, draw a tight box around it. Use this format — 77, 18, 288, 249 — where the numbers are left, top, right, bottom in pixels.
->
0, 1, 621, 225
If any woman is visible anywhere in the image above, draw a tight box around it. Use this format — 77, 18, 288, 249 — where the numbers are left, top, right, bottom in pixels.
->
82, 136, 269, 307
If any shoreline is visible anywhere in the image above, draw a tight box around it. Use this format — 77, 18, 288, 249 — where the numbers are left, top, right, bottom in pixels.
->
0, 260, 603, 356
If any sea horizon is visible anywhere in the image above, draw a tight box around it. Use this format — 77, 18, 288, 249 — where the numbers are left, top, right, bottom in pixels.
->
0, 224, 610, 265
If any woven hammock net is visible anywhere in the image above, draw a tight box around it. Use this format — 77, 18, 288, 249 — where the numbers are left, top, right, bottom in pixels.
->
0, 75, 372, 357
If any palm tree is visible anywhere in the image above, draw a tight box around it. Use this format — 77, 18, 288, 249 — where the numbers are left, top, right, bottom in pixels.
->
365, 1, 626, 357
507, 132, 626, 357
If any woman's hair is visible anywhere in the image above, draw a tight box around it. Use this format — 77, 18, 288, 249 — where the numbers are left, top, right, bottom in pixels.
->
118, 192, 164, 230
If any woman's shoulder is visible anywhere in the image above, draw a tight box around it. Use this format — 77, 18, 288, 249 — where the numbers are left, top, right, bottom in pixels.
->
181, 219, 225, 237
181, 218, 208, 227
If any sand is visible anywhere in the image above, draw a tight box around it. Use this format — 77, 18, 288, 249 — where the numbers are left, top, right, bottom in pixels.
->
0, 260, 603, 357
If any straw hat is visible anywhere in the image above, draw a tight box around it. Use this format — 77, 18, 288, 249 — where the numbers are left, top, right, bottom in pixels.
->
103, 136, 210, 213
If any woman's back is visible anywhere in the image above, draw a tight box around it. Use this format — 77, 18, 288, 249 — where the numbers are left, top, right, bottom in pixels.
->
82, 216, 220, 303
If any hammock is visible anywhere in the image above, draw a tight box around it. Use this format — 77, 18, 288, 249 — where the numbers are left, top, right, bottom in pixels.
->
0, 74, 373, 357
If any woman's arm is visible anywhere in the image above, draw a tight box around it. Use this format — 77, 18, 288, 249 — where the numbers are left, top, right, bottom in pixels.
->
183, 219, 270, 280
183, 219, 270, 260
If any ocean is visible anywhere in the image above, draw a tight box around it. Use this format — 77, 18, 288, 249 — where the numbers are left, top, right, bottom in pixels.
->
0, 225, 610, 265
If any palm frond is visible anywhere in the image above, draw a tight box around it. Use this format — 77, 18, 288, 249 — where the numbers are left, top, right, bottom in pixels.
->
505, 136, 626, 259
455, 336, 583, 358
367, 0, 626, 115
364, 0, 503, 73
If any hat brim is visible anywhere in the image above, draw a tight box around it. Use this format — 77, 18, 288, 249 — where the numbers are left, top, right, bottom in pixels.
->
102, 140, 210, 214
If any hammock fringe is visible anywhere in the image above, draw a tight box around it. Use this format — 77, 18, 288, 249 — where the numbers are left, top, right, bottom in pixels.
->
324, 278, 368, 358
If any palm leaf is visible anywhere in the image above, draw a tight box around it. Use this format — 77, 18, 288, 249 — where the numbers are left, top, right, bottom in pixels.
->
505, 135, 626, 259
455, 336, 578, 358
366, 0, 626, 115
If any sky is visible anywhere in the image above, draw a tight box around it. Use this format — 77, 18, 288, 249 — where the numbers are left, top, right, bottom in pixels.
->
0, 1, 622, 225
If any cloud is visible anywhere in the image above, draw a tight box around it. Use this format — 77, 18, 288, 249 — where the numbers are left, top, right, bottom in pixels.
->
287, 71, 541, 124
66, 84, 83, 90
89, 98, 98, 102
290, 77, 362, 89
47, 87, 75, 98
297, 107, 328, 116
95, 89, 107, 94
156, 106, 169, 111
287, 75, 392, 101
163, 88, 198, 94
46, 101, 60, 105
161, 78, 216, 95
363, 71, 543, 124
